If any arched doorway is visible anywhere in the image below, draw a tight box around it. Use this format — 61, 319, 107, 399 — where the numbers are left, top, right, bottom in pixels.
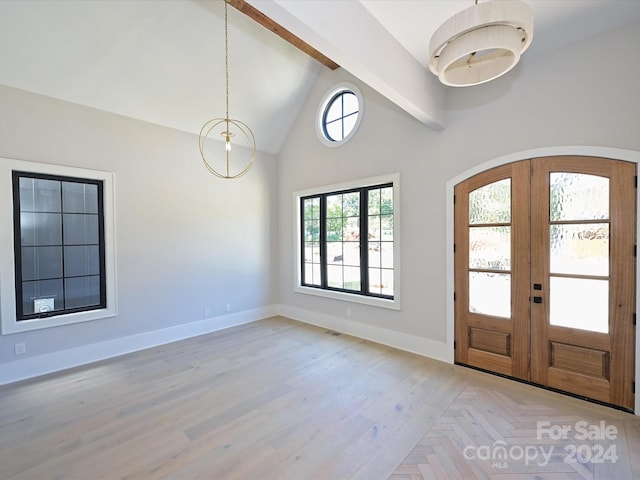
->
454, 156, 636, 410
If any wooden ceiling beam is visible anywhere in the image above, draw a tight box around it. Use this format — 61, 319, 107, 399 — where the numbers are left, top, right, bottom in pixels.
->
227, 0, 340, 70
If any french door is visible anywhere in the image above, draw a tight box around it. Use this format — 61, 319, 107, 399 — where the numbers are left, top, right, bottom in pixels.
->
454, 156, 636, 411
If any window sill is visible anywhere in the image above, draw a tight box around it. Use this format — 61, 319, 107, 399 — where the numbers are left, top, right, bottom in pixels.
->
2, 307, 117, 334
294, 285, 401, 310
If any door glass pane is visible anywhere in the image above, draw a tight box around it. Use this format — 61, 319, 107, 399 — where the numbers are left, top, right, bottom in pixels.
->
469, 179, 511, 224
550, 277, 608, 333
550, 173, 609, 221
550, 224, 609, 276
469, 272, 511, 318
469, 226, 510, 270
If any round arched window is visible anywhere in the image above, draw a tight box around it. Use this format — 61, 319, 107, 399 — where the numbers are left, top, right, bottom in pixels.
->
316, 83, 363, 147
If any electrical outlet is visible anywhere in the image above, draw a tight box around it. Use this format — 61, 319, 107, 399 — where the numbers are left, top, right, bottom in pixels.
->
204, 308, 211, 318
14, 343, 26, 355
225, 304, 231, 312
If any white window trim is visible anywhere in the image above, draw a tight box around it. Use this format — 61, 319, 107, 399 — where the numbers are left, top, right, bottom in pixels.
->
316, 82, 364, 148
293, 173, 401, 310
0, 158, 117, 334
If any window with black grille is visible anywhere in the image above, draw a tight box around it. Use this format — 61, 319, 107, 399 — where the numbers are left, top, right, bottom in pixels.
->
300, 182, 394, 299
12, 171, 106, 321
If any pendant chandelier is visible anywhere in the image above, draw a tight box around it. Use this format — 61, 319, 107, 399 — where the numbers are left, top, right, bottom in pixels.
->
199, 0, 256, 179
428, 0, 533, 87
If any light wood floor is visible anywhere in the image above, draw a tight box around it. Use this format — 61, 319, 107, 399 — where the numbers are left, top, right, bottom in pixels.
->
1, 316, 639, 479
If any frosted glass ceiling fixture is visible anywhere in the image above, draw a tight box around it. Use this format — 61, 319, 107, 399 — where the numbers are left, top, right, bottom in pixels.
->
199, 0, 256, 179
428, 0, 533, 87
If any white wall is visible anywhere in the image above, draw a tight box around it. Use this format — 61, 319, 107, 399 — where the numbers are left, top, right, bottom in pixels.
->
277, 22, 640, 361
0, 85, 279, 372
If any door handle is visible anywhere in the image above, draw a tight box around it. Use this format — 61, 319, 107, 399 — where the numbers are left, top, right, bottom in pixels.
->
533, 296, 542, 304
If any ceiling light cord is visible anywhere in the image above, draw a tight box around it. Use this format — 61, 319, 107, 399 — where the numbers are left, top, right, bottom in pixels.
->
224, 0, 229, 121
198, 0, 256, 180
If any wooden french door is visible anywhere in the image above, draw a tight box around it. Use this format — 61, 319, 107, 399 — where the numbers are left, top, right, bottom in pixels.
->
454, 156, 636, 411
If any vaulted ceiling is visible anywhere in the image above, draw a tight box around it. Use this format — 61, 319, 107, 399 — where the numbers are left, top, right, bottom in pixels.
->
1, 0, 639, 155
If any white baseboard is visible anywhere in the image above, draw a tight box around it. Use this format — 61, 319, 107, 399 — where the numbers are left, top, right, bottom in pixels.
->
0, 305, 277, 386
1, 304, 452, 387
278, 304, 452, 364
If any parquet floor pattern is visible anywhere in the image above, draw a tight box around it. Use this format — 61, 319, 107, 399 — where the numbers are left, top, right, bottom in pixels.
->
390, 377, 640, 479
0, 316, 639, 479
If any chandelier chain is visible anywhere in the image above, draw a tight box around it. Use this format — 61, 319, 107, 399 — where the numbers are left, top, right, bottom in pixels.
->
198, 0, 256, 179
224, 0, 229, 120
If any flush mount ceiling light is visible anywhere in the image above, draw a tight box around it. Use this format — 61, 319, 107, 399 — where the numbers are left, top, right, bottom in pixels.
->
199, 0, 256, 179
428, 0, 533, 87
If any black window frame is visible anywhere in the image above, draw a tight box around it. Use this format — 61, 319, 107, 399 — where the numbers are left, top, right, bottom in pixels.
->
12, 171, 107, 321
322, 90, 359, 142
300, 182, 394, 300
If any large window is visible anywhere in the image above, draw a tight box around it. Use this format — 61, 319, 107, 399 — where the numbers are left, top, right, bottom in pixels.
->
0, 159, 116, 334
296, 174, 399, 309
13, 171, 106, 321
